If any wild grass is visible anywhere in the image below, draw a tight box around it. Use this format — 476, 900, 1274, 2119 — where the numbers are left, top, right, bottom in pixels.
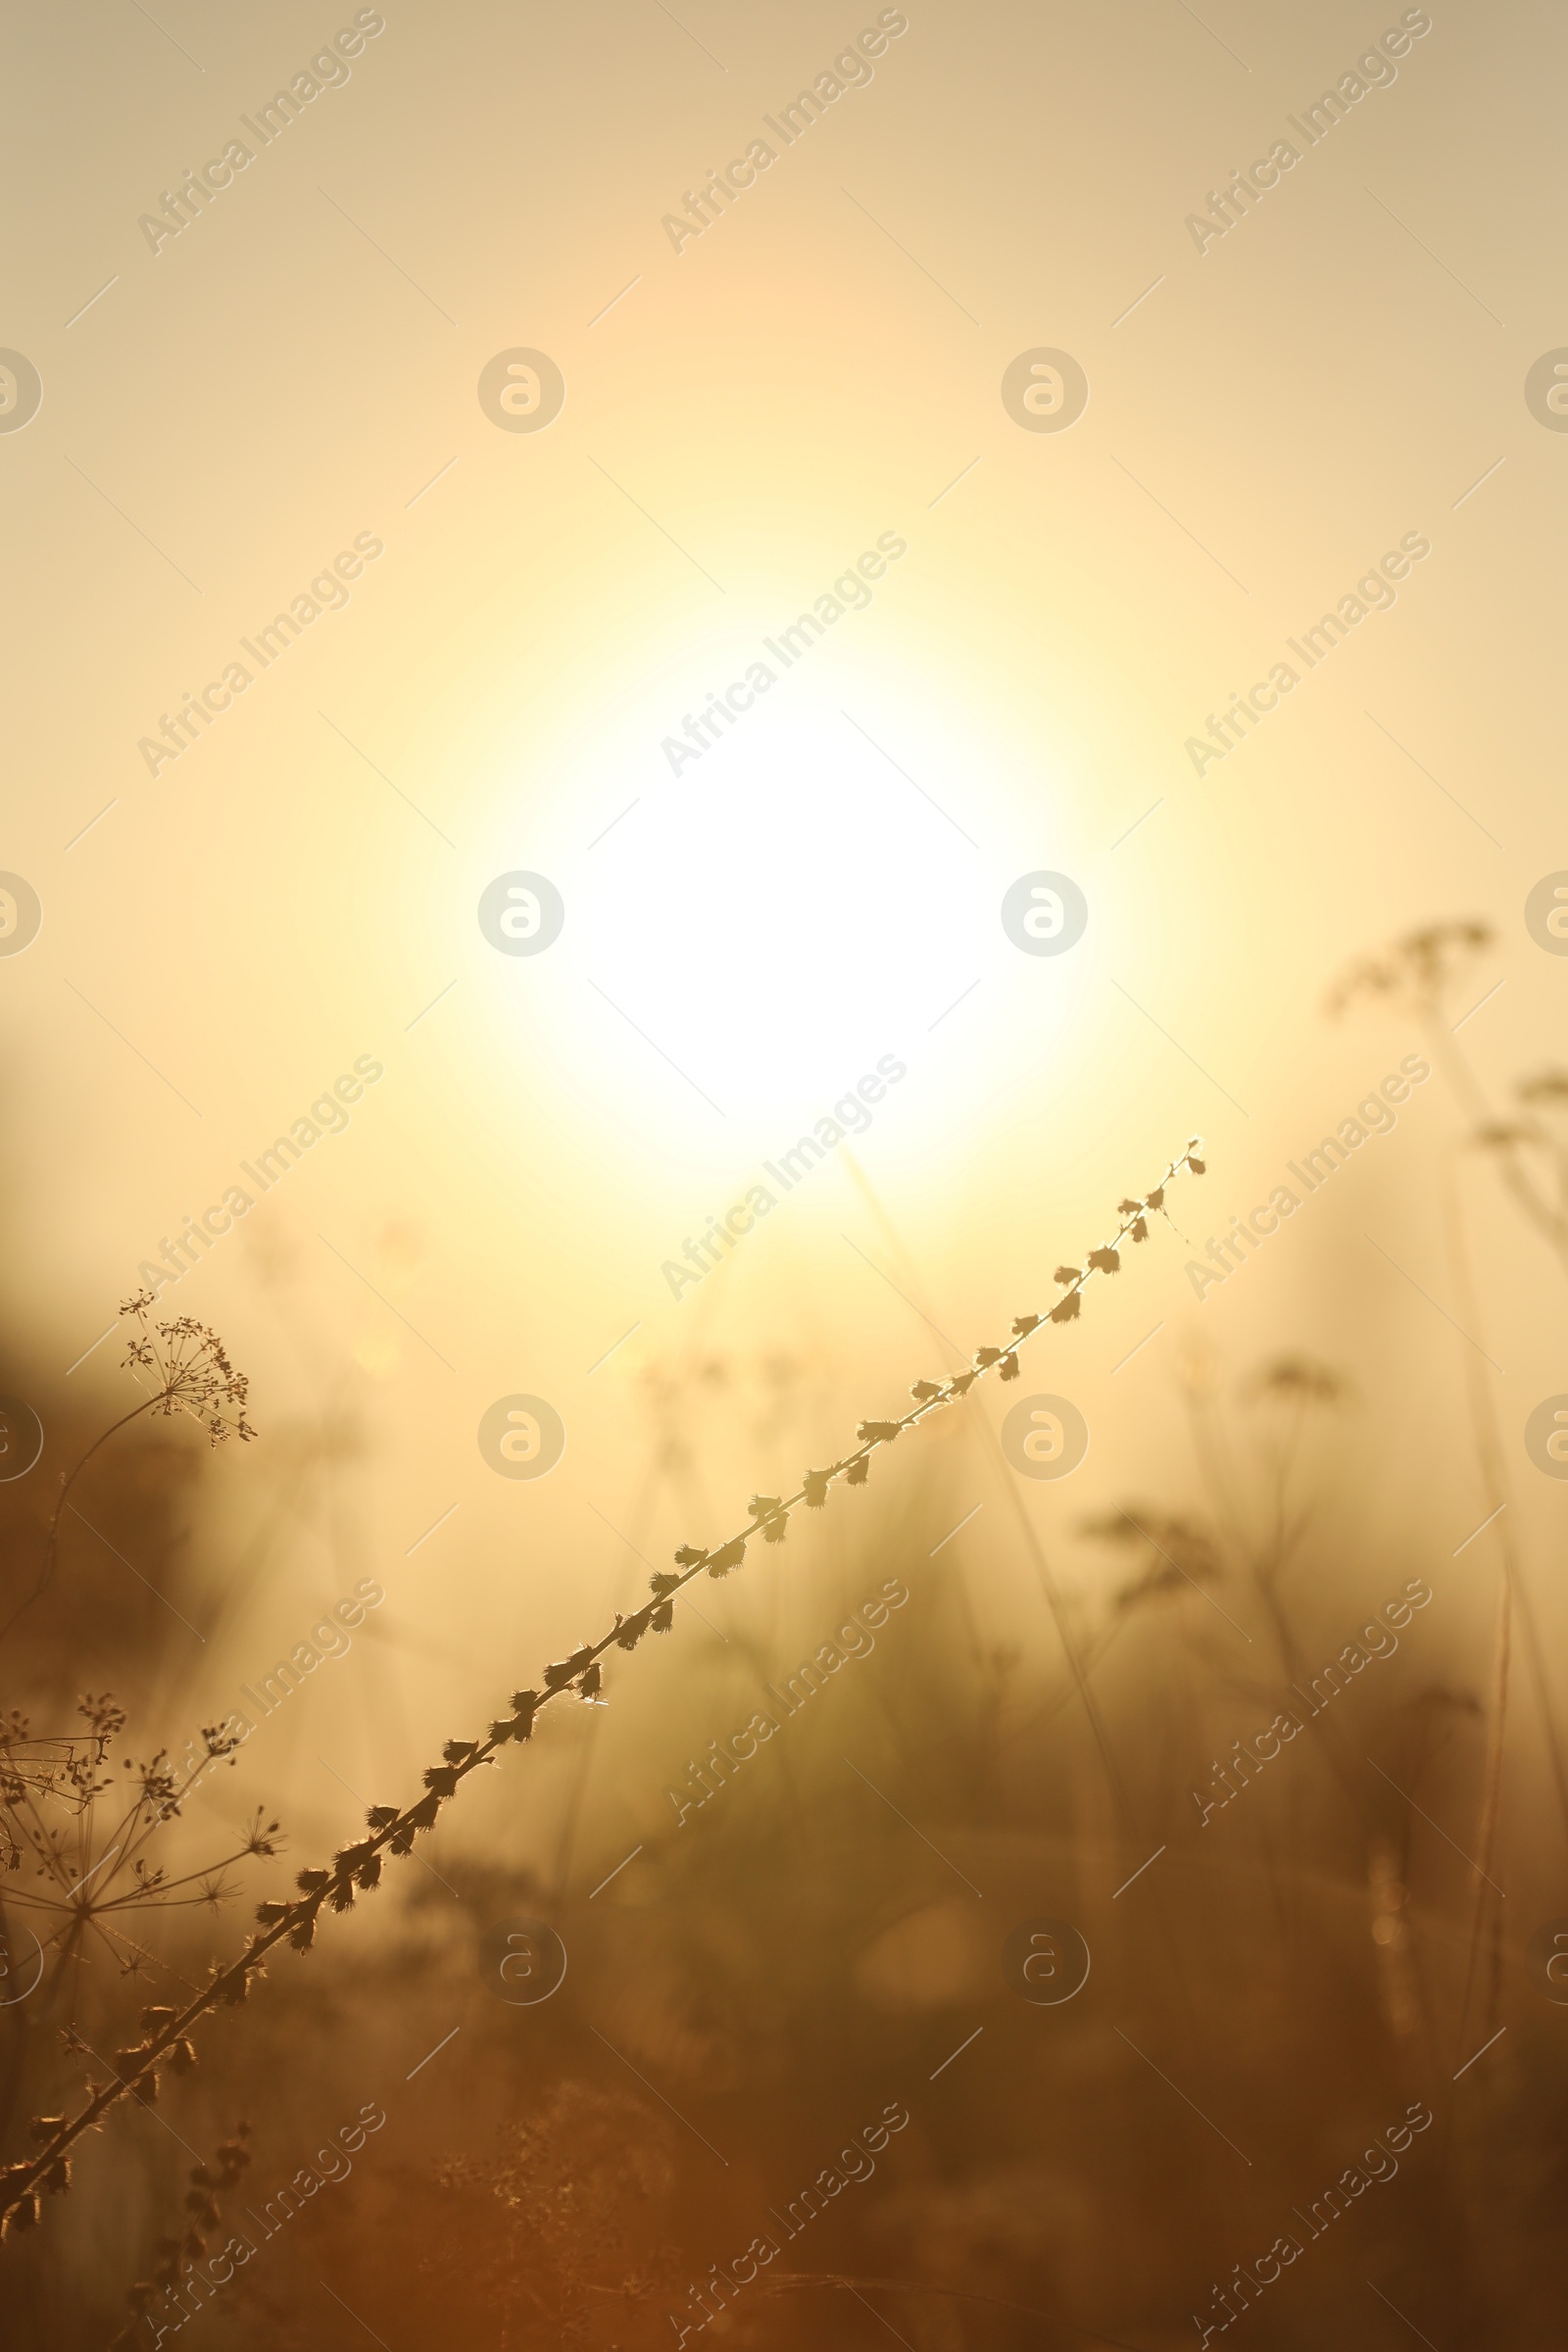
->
0, 1145, 1203, 2244
1, 930, 1562, 2351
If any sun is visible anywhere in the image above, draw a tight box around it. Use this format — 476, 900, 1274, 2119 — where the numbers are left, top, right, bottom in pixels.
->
573, 685, 990, 1129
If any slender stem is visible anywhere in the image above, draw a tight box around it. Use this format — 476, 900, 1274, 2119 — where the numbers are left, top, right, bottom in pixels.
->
0, 1399, 157, 1642
1441, 1162, 1568, 2064
1426, 1004, 1568, 1273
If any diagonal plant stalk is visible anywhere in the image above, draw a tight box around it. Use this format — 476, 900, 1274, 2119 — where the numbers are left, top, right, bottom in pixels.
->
0, 1139, 1203, 2237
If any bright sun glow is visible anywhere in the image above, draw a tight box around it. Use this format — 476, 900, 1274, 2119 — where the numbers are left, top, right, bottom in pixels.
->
561, 689, 996, 1124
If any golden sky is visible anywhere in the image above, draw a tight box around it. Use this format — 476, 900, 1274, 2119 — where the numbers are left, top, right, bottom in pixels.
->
3, 0, 1564, 1809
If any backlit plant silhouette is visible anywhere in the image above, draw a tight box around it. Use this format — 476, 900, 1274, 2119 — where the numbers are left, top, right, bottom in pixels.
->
1330, 916, 1568, 1276
0, 1140, 1203, 2237
1331, 915, 1568, 2059
2, 1294, 256, 1642
105, 2122, 252, 2349
0, 1695, 279, 1985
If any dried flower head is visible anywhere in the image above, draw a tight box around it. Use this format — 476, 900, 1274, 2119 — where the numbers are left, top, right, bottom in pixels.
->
1081, 1507, 1222, 1611
1326, 919, 1493, 1018
1243, 1355, 1348, 1408
120, 1294, 257, 1445
0, 1699, 282, 1995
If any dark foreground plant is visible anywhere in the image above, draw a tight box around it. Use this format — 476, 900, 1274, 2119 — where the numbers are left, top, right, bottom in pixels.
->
0, 1694, 279, 1981
0, 1140, 1203, 2238
106, 2123, 252, 2350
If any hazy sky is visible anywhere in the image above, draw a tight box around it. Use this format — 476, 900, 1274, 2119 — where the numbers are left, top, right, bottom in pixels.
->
3, 0, 1563, 1793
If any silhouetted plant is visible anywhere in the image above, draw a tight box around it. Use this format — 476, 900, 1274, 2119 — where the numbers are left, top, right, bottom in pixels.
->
0, 1139, 1204, 2238
1, 1294, 255, 1641
1, 1694, 278, 1979
105, 2122, 251, 2347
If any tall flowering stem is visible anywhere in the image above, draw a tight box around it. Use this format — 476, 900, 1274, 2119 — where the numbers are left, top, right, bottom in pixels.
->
1, 1295, 255, 1643
0, 1139, 1203, 2237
